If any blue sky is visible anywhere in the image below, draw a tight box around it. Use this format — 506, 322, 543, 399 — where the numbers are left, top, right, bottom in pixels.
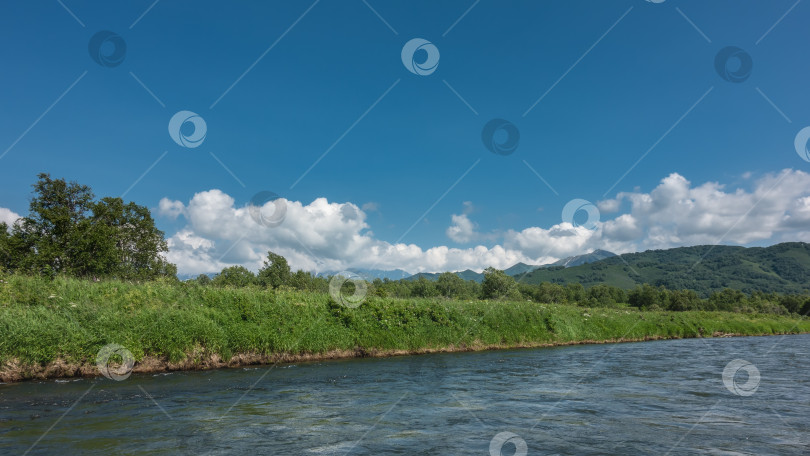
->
2, 0, 810, 275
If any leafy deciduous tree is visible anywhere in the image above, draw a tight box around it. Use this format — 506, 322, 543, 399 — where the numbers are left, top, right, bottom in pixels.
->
257, 251, 291, 288
481, 267, 517, 299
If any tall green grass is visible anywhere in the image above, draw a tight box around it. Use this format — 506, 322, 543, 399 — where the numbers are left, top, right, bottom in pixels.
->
1, 275, 808, 370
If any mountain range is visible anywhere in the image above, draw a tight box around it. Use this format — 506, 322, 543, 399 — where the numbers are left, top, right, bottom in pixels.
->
405, 249, 617, 283
315, 268, 411, 281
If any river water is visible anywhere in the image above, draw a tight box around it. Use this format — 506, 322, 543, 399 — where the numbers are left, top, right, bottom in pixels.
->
2, 334, 809, 455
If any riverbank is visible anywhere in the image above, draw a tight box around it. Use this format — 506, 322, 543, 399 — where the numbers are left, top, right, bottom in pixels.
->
2, 275, 809, 382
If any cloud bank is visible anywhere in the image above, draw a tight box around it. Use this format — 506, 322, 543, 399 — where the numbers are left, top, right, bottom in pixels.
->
154, 169, 810, 276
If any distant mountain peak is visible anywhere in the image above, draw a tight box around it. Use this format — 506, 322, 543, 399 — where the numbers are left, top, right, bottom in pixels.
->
550, 250, 617, 268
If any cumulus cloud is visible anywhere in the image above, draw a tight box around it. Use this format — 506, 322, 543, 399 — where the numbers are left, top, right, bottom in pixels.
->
0, 208, 21, 230
160, 191, 535, 276
158, 198, 186, 220
159, 169, 810, 276
446, 213, 479, 243
446, 202, 500, 244
598, 170, 810, 250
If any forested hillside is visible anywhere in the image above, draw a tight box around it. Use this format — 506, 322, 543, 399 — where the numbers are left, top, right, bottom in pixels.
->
520, 243, 810, 296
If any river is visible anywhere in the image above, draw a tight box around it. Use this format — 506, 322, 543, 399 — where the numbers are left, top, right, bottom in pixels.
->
2, 334, 808, 455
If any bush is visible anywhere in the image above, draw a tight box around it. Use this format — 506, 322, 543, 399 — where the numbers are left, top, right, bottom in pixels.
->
212, 266, 256, 288
628, 284, 666, 310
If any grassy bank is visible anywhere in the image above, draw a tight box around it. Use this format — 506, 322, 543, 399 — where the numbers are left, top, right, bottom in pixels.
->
1, 275, 809, 382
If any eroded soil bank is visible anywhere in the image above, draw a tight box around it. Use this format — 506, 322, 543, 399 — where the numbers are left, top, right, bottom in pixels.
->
1, 332, 801, 383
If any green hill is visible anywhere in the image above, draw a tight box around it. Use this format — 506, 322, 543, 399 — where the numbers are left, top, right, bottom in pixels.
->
519, 242, 810, 296
408, 269, 485, 282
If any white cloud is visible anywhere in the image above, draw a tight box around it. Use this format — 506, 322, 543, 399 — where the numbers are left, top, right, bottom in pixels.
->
0, 208, 21, 230
446, 213, 479, 243
598, 169, 810, 250
446, 202, 501, 244
161, 190, 535, 275
361, 202, 379, 212
158, 198, 186, 219
159, 169, 810, 276
503, 223, 600, 260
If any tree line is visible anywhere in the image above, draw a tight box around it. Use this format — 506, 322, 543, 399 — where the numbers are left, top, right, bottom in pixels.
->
191, 261, 810, 316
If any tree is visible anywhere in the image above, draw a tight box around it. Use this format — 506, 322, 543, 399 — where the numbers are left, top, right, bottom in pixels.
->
288, 269, 315, 291
12, 173, 95, 276
481, 267, 517, 299
665, 289, 701, 311
91, 197, 175, 279
628, 284, 666, 310
539, 282, 567, 304
213, 266, 256, 287
411, 276, 438, 298
779, 294, 803, 314
708, 288, 746, 311
436, 272, 465, 298
257, 251, 290, 288
0, 222, 12, 271
587, 284, 619, 307
800, 298, 810, 317
565, 283, 586, 303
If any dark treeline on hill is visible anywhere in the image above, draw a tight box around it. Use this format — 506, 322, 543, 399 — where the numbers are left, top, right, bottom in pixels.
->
521, 243, 810, 296
0, 174, 176, 280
